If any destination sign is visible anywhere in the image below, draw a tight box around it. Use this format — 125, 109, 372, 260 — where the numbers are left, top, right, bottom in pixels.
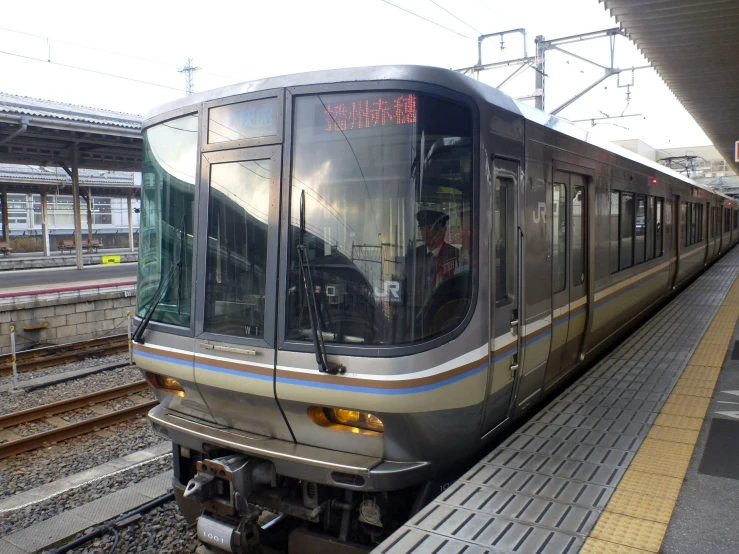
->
323, 93, 417, 133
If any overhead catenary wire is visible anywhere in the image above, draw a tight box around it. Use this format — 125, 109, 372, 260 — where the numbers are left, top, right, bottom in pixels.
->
428, 0, 482, 35
0, 49, 185, 92
0, 26, 235, 81
378, 0, 474, 40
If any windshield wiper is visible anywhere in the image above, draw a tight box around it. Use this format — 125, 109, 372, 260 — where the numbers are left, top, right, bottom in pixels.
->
133, 216, 186, 345
297, 245, 345, 375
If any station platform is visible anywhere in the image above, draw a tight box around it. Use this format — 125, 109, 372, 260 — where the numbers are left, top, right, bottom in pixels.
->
0, 248, 137, 272
377, 247, 739, 554
0, 263, 136, 300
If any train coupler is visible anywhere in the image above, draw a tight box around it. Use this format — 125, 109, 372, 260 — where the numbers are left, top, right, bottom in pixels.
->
184, 454, 276, 519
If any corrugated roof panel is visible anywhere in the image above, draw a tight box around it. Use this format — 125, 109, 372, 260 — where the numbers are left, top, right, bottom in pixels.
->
600, 0, 739, 172
0, 92, 142, 129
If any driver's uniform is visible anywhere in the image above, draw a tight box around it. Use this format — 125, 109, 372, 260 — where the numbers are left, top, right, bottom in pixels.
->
412, 240, 460, 307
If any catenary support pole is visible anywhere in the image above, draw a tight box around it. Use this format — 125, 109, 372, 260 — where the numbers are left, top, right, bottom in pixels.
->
535, 35, 545, 111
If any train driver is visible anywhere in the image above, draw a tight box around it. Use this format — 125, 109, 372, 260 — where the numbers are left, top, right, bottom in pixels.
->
410, 209, 460, 312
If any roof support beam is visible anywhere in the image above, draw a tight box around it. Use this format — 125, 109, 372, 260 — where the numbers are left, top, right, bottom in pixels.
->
71, 144, 83, 270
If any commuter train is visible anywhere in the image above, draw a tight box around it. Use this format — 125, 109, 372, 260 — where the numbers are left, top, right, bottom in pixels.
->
132, 66, 738, 554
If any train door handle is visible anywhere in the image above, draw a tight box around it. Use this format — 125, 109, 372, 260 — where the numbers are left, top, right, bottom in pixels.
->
510, 353, 519, 376
510, 309, 519, 336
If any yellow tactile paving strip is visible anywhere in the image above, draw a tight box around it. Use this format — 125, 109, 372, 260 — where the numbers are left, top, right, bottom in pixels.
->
581, 275, 739, 553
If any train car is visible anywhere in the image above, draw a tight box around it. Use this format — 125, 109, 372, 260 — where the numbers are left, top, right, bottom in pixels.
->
132, 66, 738, 554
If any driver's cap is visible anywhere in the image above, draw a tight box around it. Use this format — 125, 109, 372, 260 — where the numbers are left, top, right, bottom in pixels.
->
416, 209, 449, 227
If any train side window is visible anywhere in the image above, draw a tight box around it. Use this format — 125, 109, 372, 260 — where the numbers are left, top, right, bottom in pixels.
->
680, 203, 687, 246
610, 191, 619, 274
552, 183, 567, 293
494, 178, 511, 302
634, 195, 646, 265
646, 196, 655, 261
734, 209, 738, 230
656, 198, 663, 256
697, 204, 703, 242
572, 185, 585, 286
726, 208, 731, 233
620, 192, 634, 270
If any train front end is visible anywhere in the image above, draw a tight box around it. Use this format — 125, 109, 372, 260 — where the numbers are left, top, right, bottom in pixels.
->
133, 67, 505, 553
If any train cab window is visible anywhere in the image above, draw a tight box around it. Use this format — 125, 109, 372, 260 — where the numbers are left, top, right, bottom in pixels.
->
208, 97, 278, 143
656, 198, 664, 256
620, 192, 634, 269
203, 160, 271, 337
572, 185, 585, 286
634, 195, 646, 265
494, 178, 513, 302
287, 92, 473, 346
137, 114, 198, 327
552, 183, 567, 293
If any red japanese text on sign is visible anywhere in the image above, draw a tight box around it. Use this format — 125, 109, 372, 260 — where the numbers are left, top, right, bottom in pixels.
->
324, 94, 417, 132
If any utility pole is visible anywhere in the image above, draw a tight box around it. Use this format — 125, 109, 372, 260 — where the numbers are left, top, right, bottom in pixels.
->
179, 58, 201, 95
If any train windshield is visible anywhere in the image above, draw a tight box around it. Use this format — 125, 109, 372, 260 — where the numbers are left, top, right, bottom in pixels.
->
136, 114, 197, 327
287, 92, 473, 346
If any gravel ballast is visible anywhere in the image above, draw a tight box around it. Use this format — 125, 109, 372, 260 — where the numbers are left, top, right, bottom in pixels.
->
0, 417, 162, 499
0, 352, 132, 392
1, 362, 142, 416
44, 500, 203, 554
0, 454, 172, 536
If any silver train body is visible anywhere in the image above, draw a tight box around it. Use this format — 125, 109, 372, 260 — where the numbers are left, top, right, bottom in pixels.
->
133, 66, 737, 552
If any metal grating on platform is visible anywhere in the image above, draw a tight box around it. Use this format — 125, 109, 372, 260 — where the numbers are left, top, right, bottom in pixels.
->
375, 248, 739, 554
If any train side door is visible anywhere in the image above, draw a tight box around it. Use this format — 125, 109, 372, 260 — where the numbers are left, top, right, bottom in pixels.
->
482, 158, 520, 434
543, 172, 570, 384
562, 176, 587, 369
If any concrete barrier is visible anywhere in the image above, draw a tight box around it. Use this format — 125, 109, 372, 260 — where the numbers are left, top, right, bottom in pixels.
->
0, 285, 137, 354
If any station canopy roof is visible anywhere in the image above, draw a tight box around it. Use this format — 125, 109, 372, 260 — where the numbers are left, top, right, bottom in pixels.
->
0, 163, 139, 198
600, 0, 739, 173
0, 93, 143, 172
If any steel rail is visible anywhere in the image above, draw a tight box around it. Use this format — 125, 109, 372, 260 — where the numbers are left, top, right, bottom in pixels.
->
0, 400, 158, 459
0, 335, 128, 377
0, 381, 148, 428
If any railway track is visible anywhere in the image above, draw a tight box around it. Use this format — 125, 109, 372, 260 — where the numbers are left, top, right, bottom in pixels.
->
0, 335, 128, 378
0, 381, 157, 459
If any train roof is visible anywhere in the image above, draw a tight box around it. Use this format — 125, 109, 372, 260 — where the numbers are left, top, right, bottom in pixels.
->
146, 65, 731, 202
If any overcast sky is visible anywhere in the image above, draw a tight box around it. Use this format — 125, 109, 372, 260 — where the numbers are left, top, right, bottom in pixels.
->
0, 0, 710, 151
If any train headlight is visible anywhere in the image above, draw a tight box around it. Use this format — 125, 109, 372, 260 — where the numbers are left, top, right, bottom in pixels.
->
145, 372, 186, 397
308, 406, 384, 433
